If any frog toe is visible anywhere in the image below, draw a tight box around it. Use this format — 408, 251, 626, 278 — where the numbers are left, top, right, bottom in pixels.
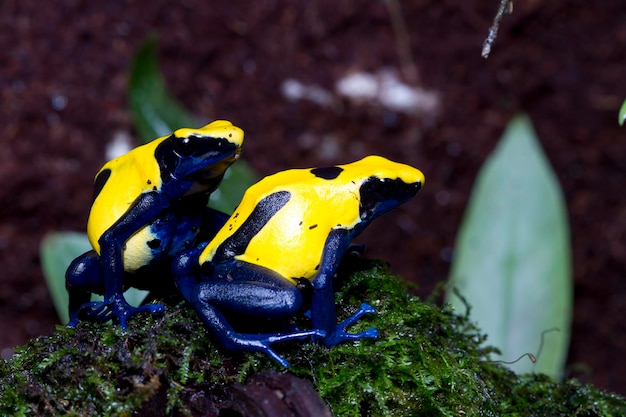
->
132, 303, 166, 324
322, 303, 378, 346
75, 298, 164, 328
221, 329, 325, 367
324, 327, 378, 347
265, 329, 326, 345
338, 302, 377, 329
115, 303, 165, 328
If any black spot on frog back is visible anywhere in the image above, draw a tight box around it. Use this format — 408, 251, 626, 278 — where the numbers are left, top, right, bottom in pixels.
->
310, 166, 343, 180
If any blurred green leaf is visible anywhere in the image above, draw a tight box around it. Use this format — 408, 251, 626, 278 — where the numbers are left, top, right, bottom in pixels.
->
128, 35, 196, 143
208, 160, 257, 214
40, 233, 149, 324
445, 114, 572, 379
619, 99, 626, 126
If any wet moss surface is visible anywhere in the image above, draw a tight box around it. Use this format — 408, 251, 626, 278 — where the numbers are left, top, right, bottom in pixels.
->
1, 258, 624, 416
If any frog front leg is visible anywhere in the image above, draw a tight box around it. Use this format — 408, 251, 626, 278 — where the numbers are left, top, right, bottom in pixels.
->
180, 262, 324, 367
309, 230, 379, 347
71, 192, 169, 328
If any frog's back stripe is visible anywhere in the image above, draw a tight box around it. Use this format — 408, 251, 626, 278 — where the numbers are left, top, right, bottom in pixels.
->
212, 191, 291, 263
92, 168, 112, 203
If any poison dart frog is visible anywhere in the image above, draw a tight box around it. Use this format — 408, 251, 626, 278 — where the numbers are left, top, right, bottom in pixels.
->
66, 120, 244, 328
174, 155, 424, 366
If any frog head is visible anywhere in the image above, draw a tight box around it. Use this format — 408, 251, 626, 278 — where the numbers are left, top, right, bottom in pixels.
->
155, 120, 244, 196
353, 155, 424, 223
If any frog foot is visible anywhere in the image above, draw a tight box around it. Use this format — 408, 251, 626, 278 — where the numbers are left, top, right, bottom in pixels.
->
78, 296, 165, 328
221, 329, 326, 367
323, 303, 379, 347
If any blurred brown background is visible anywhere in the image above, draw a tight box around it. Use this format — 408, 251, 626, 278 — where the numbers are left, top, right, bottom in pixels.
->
1, 0, 625, 394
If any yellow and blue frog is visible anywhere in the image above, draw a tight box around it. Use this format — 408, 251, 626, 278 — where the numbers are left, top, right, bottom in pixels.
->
66, 120, 243, 327
67, 120, 424, 366
174, 155, 424, 365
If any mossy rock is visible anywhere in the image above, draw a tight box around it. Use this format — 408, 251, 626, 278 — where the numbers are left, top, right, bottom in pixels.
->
1, 258, 624, 416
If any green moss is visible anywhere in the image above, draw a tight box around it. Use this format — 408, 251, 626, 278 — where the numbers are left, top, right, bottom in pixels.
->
1, 258, 624, 416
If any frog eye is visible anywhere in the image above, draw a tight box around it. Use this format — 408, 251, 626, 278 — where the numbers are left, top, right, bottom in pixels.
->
173, 135, 198, 156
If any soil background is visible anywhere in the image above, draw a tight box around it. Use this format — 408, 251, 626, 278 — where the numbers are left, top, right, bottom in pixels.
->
2, 0, 626, 396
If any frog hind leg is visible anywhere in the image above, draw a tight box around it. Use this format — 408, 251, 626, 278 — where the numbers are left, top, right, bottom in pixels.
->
65, 249, 165, 327
66, 250, 103, 326
190, 262, 324, 367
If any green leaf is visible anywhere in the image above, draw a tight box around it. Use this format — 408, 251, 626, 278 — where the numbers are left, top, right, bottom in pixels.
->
619, 99, 626, 126
208, 161, 257, 214
445, 114, 572, 379
128, 35, 197, 143
40, 232, 148, 324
